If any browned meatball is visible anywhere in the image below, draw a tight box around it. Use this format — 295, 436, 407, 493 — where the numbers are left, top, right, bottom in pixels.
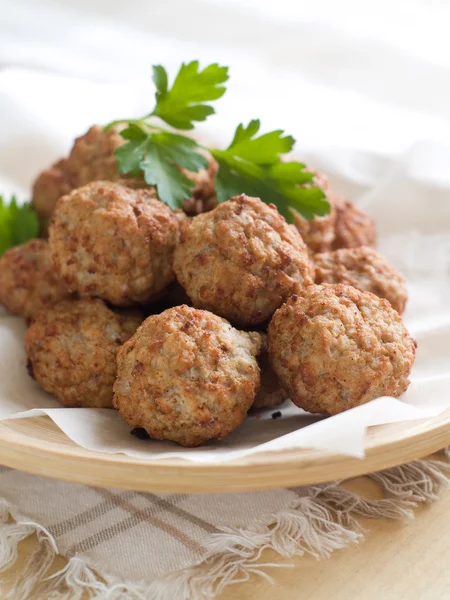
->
291, 168, 336, 254
252, 346, 288, 410
308, 168, 329, 192
32, 125, 217, 233
293, 201, 337, 254
32, 126, 147, 234
268, 285, 416, 416
333, 198, 376, 250
173, 195, 314, 327
65, 125, 147, 191
181, 155, 218, 216
25, 298, 141, 408
49, 181, 180, 306
314, 246, 407, 314
113, 305, 263, 447
32, 159, 73, 235
0, 239, 70, 320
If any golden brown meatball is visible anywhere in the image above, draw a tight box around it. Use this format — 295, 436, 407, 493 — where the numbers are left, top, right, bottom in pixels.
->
173, 194, 314, 327
65, 125, 147, 191
308, 168, 329, 192
0, 239, 70, 320
252, 345, 288, 410
291, 168, 336, 254
293, 201, 337, 254
49, 181, 180, 306
32, 125, 217, 233
32, 159, 73, 235
113, 305, 263, 447
25, 298, 141, 408
333, 198, 376, 250
314, 246, 407, 314
181, 155, 218, 216
32, 127, 147, 234
268, 284, 416, 416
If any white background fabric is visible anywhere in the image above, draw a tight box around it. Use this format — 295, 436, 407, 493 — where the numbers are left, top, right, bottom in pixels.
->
0, 0, 449, 462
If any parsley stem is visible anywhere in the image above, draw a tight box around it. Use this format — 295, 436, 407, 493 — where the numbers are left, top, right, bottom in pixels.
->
104, 119, 132, 132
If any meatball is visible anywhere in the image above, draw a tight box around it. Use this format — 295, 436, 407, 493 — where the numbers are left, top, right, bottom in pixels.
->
173, 194, 314, 327
307, 168, 329, 192
181, 155, 218, 216
333, 198, 376, 250
32, 159, 73, 235
314, 246, 407, 314
113, 305, 263, 447
291, 168, 336, 254
49, 181, 180, 306
32, 125, 217, 233
268, 284, 416, 416
64, 125, 147, 191
32, 126, 147, 234
293, 201, 337, 254
252, 345, 288, 410
0, 239, 70, 320
25, 298, 141, 408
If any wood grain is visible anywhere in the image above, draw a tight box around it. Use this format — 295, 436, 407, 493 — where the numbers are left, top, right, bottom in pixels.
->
0, 410, 449, 493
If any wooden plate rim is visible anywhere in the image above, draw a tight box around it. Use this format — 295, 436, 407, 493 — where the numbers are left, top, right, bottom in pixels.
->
0, 410, 449, 493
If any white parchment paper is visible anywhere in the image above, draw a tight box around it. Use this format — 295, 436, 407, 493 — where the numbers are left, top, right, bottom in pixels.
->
0, 68, 449, 462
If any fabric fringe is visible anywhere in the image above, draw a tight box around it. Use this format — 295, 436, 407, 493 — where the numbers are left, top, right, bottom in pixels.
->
1, 452, 449, 600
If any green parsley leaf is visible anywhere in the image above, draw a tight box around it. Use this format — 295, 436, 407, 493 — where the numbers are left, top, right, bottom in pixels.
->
115, 125, 151, 177
269, 161, 315, 185
212, 121, 329, 221
152, 61, 229, 130
152, 65, 168, 95
115, 126, 208, 209
141, 132, 208, 209
0, 195, 39, 256
226, 119, 295, 164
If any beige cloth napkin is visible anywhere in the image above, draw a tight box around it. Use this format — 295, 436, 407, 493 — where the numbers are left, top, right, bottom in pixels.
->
1, 454, 449, 600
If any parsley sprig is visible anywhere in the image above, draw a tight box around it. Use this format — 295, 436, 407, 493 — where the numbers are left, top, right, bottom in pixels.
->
105, 61, 228, 133
211, 120, 329, 219
152, 62, 228, 130
106, 61, 329, 221
0, 196, 39, 256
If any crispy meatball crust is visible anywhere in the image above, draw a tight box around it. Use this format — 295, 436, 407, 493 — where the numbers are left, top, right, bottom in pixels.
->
293, 201, 337, 254
65, 125, 147, 191
25, 298, 141, 408
49, 181, 180, 306
113, 305, 263, 447
181, 156, 218, 216
173, 195, 314, 327
268, 284, 416, 416
0, 239, 70, 319
32, 127, 148, 234
32, 159, 73, 235
32, 125, 217, 233
314, 246, 407, 314
291, 168, 336, 254
333, 198, 376, 250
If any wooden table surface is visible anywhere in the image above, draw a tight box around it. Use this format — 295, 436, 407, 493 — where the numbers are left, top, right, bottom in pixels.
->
2, 474, 450, 600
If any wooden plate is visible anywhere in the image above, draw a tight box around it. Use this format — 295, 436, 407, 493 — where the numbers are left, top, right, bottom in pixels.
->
0, 411, 449, 493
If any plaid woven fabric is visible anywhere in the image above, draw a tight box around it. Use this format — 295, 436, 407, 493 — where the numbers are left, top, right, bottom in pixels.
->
0, 467, 297, 582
